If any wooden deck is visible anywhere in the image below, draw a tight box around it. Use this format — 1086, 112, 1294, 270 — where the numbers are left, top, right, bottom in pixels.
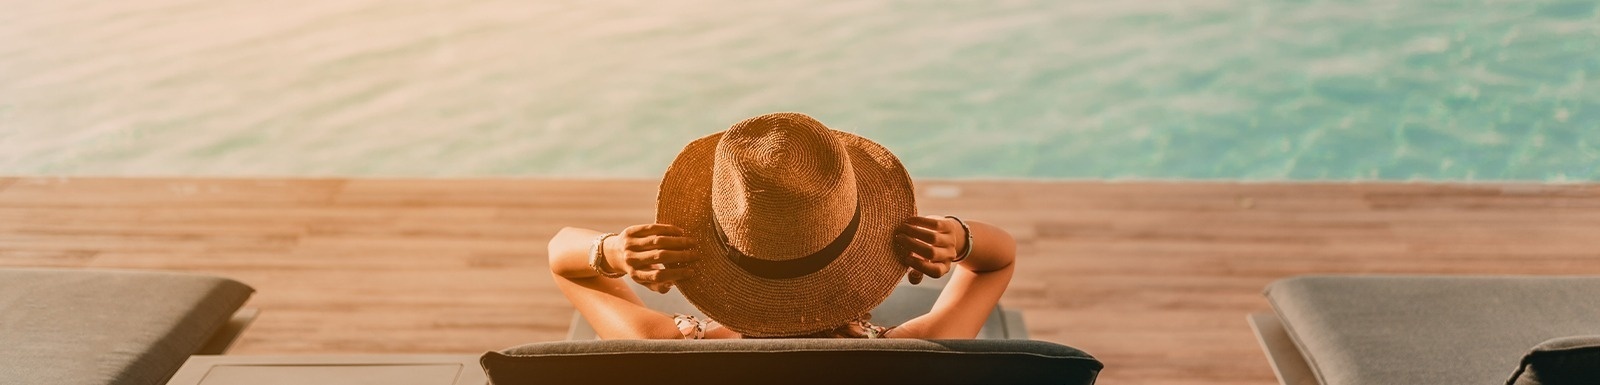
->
3, 177, 1598, 384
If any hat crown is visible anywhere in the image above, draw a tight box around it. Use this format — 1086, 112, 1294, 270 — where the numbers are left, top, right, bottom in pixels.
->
711, 113, 858, 262
658, 111, 917, 336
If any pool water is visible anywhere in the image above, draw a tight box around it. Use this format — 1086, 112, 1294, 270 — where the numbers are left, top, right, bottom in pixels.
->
1, 0, 1596, 180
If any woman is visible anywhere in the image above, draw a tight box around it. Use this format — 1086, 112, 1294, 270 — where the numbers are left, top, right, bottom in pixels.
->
547, 112, 1015, 339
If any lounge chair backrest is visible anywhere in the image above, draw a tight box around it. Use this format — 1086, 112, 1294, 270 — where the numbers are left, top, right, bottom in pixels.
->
483, 339, 1102, 385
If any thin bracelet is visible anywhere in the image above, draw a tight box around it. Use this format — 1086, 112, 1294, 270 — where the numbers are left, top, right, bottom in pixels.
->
945, 216, 974, 263
590, 233, 626, 278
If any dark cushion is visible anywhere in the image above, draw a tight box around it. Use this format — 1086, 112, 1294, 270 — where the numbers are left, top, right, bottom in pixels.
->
1508, 335, 1600, 385
482, 339, 1102, 385
1265, 276, 1600, 385
0, 268, 254, 385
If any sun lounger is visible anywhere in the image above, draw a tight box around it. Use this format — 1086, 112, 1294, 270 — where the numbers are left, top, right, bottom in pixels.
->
1251, 275, 1600, 385
483, 338, 1101, 385
0, 268, 255, 385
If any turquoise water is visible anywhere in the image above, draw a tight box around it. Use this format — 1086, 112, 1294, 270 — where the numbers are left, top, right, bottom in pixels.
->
1, 0, 1596, 180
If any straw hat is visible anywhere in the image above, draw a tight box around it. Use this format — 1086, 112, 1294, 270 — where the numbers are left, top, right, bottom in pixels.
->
657, 112, 916, 337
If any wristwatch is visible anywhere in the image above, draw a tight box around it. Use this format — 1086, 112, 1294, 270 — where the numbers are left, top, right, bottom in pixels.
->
590, 233, 626, 278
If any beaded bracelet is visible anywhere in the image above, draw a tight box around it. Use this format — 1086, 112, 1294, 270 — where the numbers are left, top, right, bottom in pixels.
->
945, 216, 974, 263
589, 233, 626, 278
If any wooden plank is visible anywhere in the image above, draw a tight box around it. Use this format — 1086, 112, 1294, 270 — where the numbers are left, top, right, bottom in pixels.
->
0, 177, 344, 207
2, 177, 1598, 385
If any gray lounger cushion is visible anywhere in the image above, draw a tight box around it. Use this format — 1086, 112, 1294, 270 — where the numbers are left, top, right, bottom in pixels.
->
1508, 335, 1600, 385
483, 339, 1102, 385
0, 268, 254, 385
1265, 276, 1600, 385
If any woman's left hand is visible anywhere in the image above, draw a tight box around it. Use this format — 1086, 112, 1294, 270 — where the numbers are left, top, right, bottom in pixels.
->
894, 215, 968, 285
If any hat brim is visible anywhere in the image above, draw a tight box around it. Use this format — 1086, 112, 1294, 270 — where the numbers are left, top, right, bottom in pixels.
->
656, 130, 916, 337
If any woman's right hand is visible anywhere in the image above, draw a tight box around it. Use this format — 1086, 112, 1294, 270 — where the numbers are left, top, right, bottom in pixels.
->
604, 224, 701, 293
894, 215, 968, 285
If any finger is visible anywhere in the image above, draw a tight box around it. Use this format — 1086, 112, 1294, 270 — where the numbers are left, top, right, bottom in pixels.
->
897, 223, 938, 244
628, 250, 700, 268
903, 233, 961, 263
904, 256, 948, 279
620, 224, 651, 238
627, 235, 696, 251
935, 243, 961, 262
653, 267, 698, 284
894, 234, 935, 258
624, 224, 685, 238
906, 269, 924, 285
905, 215, 942, 230
644, 282, 671, 294
632, 267, 697, 284
895, 244, 946, 278
632, 269, 663, 284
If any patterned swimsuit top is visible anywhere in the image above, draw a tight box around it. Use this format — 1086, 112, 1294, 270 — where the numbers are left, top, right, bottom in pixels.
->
672, 314, 895, 339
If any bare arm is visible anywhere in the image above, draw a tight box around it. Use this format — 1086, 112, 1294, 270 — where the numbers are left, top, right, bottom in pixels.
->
887, 218, 1017, 339
548, 225, 722, 339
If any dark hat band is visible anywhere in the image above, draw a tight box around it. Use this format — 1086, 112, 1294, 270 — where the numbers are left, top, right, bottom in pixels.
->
710, 204, 861, 280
